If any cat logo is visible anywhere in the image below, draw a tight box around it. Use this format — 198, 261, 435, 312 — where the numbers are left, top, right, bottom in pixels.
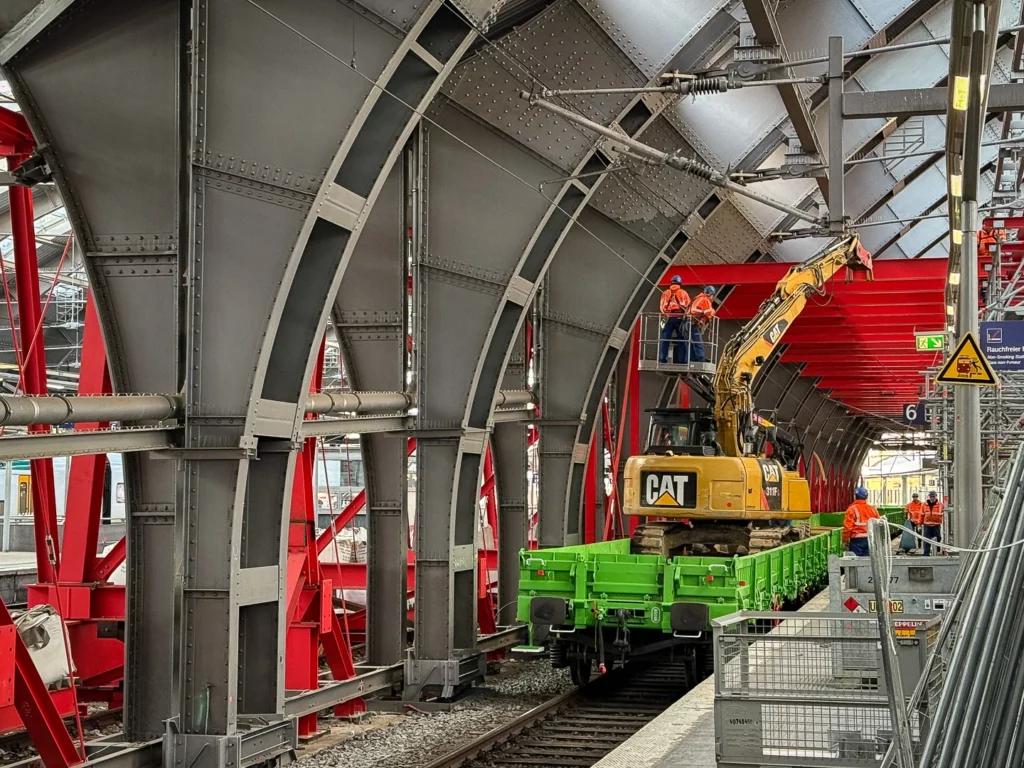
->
641, 471, 697, 508
762, 319, 789, 347
757, 459, 783, 511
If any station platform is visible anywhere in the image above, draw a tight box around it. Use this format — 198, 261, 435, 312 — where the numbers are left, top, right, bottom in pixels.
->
594, 589, 831, 768
0, 552, 38, 605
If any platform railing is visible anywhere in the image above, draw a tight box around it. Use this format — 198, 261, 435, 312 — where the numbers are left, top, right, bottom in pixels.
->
637, 312, 719, 376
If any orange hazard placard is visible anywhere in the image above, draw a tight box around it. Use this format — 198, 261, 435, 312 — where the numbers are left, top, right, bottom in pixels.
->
936, 332, 999, 386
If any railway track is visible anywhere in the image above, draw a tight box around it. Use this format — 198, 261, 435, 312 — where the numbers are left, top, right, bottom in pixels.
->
0, 708, 122, 765
423, 662, 692, 768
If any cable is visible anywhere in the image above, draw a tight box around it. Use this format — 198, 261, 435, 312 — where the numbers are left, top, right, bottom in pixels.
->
880, 517, 1024, 553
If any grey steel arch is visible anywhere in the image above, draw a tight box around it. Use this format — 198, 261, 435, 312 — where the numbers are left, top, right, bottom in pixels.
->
399, 0, 732, 682
802, 398, 846, 478
333, 165, 409, 666
406, 98, 558, 695
431, 0, 721, 555
2, 0, 494, 758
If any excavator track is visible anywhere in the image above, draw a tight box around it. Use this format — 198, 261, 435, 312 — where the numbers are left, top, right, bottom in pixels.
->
631, 520, 810, 558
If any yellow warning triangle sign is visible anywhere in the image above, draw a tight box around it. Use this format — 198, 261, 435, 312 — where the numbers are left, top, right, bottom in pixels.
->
935, 332, 999, 386
653, 491, 680, 507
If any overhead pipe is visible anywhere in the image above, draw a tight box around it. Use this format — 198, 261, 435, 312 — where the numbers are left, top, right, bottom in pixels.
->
493, 389, 534, 409
0, 394, 182, 426
306, 391, 413, 415
0, 389, 537, 426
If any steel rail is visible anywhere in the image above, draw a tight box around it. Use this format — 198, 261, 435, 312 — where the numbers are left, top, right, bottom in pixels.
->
420, 687, 583, 768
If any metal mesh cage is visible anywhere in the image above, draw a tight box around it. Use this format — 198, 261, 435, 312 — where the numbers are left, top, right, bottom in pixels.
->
713, 611, 937, 767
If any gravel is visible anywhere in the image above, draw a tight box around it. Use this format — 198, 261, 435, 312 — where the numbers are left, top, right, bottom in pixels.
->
297, 659, 574, 768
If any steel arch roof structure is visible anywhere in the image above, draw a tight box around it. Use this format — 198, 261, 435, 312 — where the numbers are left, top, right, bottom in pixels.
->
0, 0, 1007, 761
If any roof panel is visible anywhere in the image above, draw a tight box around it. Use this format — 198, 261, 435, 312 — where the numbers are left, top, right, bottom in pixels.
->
853, 0, 919, 31
669, 82, 786, 168
853, 32, 950, 92
895, 215, 947, 255
578, 0, 728, 78
888, 164, 947, 219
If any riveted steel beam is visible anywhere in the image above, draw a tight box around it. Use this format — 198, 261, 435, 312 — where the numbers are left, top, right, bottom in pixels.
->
0, 0, 80, 64
845, 83, 1024, 119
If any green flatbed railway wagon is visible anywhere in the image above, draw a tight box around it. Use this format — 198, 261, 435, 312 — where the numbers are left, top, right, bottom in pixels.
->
516, 508, 905, 682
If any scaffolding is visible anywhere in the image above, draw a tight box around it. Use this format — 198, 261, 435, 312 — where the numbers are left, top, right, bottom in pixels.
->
923, 234, 1024, 544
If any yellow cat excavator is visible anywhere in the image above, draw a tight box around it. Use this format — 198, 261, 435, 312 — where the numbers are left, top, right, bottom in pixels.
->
623, 234, 872, 556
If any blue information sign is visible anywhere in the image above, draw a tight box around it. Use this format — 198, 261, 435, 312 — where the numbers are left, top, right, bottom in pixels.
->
981, 321, 1024, 371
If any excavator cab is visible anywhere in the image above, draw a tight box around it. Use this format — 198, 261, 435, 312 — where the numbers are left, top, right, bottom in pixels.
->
645, 408, 721, 457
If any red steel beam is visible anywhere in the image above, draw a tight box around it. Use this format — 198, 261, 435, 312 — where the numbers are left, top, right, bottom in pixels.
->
788, 353, 935, 361
92, 537, 126, 583
662, 257, 948, 286
10, 163, 59, 583
60, 296, 112, 584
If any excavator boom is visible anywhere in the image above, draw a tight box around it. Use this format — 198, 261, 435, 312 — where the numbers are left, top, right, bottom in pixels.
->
712, 235, 872, 458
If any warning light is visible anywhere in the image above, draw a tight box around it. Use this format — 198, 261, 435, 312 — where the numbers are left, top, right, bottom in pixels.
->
706, 575, 714, 582
738, 581, 746, 587
536, 570, 545, 577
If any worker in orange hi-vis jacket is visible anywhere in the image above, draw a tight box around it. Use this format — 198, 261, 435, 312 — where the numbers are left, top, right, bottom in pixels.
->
978, 227, 1004, 256
685, 286, 716, 363
922, 491, 944, 556
905, 493, 925, 529
658, 275, 690, 364
842, 486, 881, 557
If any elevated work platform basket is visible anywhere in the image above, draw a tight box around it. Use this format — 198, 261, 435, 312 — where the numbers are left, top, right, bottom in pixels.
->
637, 312, 719, 376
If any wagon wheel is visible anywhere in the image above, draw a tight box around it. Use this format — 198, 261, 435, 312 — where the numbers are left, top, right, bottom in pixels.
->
569, 657, 592, 686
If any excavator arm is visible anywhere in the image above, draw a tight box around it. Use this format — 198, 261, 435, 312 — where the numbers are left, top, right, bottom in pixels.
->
712, 234, 872, 458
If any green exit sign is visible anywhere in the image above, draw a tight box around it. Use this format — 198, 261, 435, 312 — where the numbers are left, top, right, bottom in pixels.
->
916, 333, 945, 351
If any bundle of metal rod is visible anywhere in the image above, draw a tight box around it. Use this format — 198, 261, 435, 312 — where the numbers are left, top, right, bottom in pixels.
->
910, 443, 1024, 767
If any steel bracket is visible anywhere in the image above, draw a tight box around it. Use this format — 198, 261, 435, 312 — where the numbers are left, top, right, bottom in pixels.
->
164, 716, 296, 768
403, 651, 485, 701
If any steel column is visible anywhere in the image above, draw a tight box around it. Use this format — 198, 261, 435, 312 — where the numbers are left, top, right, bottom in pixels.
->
828, 35, 845, 233
493, 421, 528, 627
494, 327, 529, 627
9, 171, 59, 583
57, 295, 112, 586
